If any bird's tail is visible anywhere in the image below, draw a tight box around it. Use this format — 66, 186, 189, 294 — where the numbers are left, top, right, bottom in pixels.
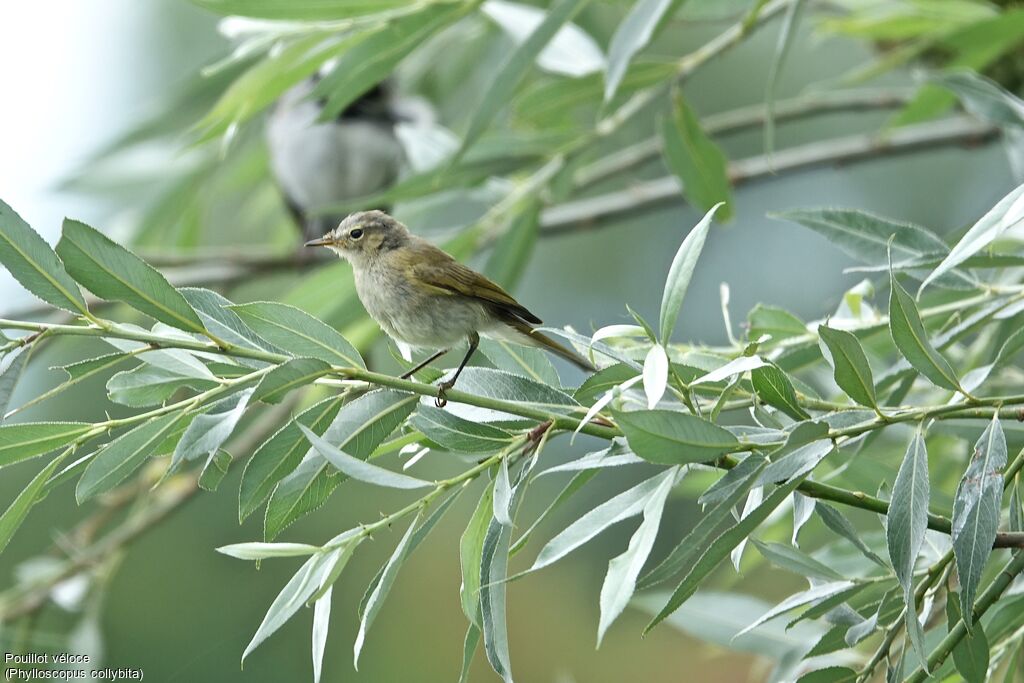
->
507, 321, 597, 373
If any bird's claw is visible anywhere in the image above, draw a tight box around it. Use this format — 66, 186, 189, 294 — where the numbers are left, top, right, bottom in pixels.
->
435, 381, 454, 408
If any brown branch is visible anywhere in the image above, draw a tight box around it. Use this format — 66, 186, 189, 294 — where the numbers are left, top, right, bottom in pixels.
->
542, 117, 999, 234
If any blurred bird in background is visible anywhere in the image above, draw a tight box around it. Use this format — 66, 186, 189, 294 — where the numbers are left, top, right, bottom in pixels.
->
265, 76, 435, 242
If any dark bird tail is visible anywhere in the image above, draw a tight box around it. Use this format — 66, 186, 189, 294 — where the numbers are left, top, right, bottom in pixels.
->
507, 321, 597, 373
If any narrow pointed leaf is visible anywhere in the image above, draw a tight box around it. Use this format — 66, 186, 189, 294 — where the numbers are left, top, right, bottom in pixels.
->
478, 337, 558, 387
597, 468, 675, 644
238, 396, 343, 522
604, 0, 679, 102
0, 200, 88, 314
299, 424, 430, 490
642, 344, 669, 409
530, 470, 673, 573
0, 450, 70, 553
217, 542, 320, 561
493, 458, 514, 527
644, 473, 809, 632
816, 502, 887, 568
461, 482, 495, 626
659, 203, 722, 342
751, 363, 809, 420
231, 302, 364, 368
411, 406, 514, 453
661, 93, 733, 220
922, 182, 1024, 292
0, 422, 92, 469
354, 513, 421, 668
952, 416, 1007, 627
613, 408, 738, 465
253, 358, 332, 404
749, 539, 845, 582
56, 219, 205, 333
736, 581, 855, 638
887, 430, 930, 665
948, 593, 990, 683
170, 389, 253, 471
818, 325, 878, 409
889, 275, 962, 392
312, 587, 331, 683
77, 412, 186, 502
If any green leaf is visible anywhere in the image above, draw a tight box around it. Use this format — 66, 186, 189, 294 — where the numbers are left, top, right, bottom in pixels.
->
735, 580, 856, 638
0, 349, 31, 418
613, 408, 738, 465
461, 482, 495, 626
638, 454, 765, 589
887, 430, 930, 667
936, 70, 1024, 128
478, 338, 559, 387
252, 358, 332, 404
948, 593, 990, 683
644, 473, 808, 632
238, 396, 343, 522
299, 424, 430, 490
597, 467, 675, 645
749, 539, 845, 582
459, 0, 592, 155
0, 200, 87, 314
0, 449, 70, 554
231, 302, 364, 368
0, 422, 92, 469
241, 541, 354, 664
56, 219, 206, 334
772, 208, 974, 288
354, 512, 420, 669
199, 449, 232, 492
449, 368, 579, 417
312, 4, 468, 121
922, 182, 1024, 292
77, 413, 187, 502
263, 390, 416, 539
660, 92, 733, 220
529, 470, 679, 574
659, 203, 722, 342
889, 274, 963, 392
750, 363, 810, 420
818, 325, 878, 410
181, 288, 280, 361
459, 623, 480, 683
106, 366, 216, 407
747, 304, 807, 341
170, 389, 253, 471
952, 415, 1007, 627
574, 363, 637, 405
411, 405, 514, 453
479, 476, 524, 683
815, 502, 887, 568
216, 542, 320, 561
483, 203, 540, 289
604, 0, 682, 102
312, 586, 331, 683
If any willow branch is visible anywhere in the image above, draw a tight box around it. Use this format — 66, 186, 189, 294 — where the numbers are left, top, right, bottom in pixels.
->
542, 117, 999, 234
905, 549, 1024, 682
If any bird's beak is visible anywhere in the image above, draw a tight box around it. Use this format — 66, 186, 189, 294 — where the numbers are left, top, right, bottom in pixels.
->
304, 236, 332, 247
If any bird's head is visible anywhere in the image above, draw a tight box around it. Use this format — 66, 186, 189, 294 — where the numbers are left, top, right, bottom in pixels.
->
305, 210, 410, 266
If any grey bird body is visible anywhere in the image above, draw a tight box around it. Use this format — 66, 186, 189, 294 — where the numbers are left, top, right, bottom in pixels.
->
266, 80, 433, 240
306, 211, 595, 402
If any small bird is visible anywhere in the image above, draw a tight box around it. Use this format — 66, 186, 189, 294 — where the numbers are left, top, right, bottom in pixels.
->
266, 79, 434, 242
305, 211, 596, 405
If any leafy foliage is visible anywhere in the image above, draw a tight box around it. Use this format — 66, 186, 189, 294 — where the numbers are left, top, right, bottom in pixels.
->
2, 1, 1024, 681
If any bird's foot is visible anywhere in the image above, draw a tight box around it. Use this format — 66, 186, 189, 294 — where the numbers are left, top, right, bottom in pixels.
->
434, 380, 455, 408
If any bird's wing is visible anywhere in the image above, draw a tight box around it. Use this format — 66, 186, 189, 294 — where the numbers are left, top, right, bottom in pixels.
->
405, 248, 542, 325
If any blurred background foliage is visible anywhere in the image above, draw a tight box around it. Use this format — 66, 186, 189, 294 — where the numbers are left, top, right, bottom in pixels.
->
1, 0, 1023, 681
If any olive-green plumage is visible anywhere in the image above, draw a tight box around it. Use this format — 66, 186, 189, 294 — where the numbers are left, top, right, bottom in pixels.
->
305, 210, 595, 403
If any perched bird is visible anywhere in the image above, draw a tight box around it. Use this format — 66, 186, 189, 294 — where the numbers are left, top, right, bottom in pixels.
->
266, 79, 433, 242
305, 211, 596, 405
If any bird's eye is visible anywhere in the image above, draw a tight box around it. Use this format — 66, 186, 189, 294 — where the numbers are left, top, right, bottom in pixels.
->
349, 228, 364, 240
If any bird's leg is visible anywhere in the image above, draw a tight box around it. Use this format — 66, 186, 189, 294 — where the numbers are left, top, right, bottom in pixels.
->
436, 332, 479, 408
399, 348, 448, 380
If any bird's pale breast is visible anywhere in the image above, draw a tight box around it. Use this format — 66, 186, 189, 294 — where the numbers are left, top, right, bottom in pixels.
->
354, 259, 491, 348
